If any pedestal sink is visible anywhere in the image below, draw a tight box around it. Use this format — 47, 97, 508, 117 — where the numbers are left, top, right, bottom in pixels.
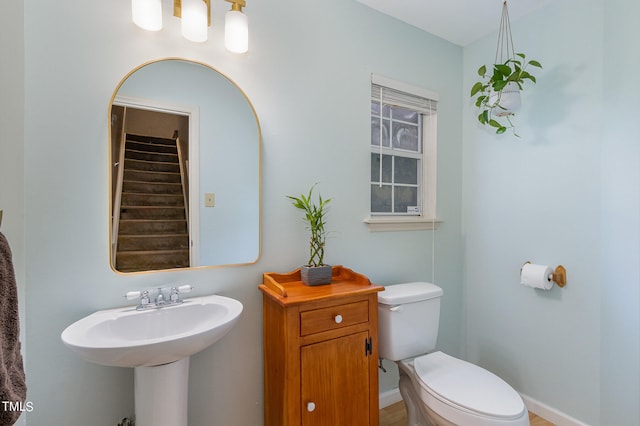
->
61, 294, 243, 426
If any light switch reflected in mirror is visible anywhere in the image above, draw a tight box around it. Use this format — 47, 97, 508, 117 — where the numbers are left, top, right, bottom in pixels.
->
109, 59, 261, 273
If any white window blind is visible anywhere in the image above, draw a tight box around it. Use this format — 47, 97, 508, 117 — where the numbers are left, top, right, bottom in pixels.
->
371, 74, 438, 114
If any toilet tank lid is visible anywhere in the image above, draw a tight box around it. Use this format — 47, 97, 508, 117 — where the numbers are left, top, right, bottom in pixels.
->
378, 282, 443, 305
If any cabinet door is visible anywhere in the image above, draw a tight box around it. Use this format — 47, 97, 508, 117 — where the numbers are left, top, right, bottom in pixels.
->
301, 331, 370, 426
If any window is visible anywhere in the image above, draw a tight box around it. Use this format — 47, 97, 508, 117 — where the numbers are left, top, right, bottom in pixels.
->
366, 75, 440, 232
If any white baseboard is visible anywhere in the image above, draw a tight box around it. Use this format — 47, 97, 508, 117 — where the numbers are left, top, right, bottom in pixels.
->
382, 389, 589, 426
379, 388, 403, 409
520, 393, 590, 426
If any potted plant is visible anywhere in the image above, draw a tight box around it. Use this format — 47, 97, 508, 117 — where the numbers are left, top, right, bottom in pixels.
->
470, 1, 542, 136
470, 53, 541, 135
287, 184, 333, 286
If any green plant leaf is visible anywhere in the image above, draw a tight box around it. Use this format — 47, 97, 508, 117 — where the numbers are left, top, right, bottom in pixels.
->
508, 58, 523, 67
516, 53, 526, 59
477, 65, 487, 77
493, 80, 508, 91
470, 82, 484, 97
528, 60, 542, 68
495, 64, 511, 75
475, 95, 487, 107
496, 126, 507, 134
507, 72, 519, 82
520, 72, 536, 83
489, 119, 502, 128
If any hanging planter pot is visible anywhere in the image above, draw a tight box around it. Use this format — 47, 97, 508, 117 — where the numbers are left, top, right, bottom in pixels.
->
469, 1, 542, 136
487, 81, 521, 116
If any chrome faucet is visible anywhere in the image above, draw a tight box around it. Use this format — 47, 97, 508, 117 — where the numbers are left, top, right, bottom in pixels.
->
126, 286, 194, 311
155, 288, 166, 306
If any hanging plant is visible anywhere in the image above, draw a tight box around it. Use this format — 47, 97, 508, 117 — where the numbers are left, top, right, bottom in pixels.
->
470, 1, 542, 136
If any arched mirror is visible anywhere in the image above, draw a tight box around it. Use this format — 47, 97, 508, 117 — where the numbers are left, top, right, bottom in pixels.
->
109, 59, 261, 273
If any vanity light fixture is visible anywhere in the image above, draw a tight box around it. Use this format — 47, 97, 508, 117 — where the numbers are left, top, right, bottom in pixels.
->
174, 0, 211, 43
132, 0, 163, 31
131, 0, 248, 52
224, 0, 249, 53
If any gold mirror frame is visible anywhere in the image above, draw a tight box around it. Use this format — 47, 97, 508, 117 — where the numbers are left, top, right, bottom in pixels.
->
108, 58, 261, 274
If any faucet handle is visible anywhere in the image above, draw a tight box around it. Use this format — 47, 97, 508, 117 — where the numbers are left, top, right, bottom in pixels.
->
124, 291, 141, 301
170, 287, 180, 303
169, 285, 193, 303
177, 284, 193, 293
140, 290, 151, 306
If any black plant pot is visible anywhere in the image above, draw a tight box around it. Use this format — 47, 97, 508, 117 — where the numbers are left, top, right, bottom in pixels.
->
301, 264, 332, 286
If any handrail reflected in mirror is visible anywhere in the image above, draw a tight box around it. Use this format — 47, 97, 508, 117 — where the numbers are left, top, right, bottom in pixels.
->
109, 59, 261, 273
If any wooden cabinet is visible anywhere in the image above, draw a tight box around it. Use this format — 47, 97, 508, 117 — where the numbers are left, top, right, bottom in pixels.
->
260, 266, 383, 426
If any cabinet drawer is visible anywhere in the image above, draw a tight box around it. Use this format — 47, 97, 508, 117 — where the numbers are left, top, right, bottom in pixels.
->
300, 301, 369, 336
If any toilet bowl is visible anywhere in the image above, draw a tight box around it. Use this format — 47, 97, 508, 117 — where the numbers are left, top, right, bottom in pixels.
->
378, 282, 529, 426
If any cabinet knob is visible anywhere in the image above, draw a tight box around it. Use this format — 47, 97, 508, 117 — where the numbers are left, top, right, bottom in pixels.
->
307, 402, 316, 412
334, 314, 343, 324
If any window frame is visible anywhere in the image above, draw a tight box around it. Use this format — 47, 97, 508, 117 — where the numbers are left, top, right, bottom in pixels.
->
365, 74, 441, 232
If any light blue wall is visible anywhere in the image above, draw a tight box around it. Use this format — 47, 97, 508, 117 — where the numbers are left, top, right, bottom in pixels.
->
15, 0, 462, 424
9, 0, 639, 425
600, 0, 640, 423
462, 0, 639, 424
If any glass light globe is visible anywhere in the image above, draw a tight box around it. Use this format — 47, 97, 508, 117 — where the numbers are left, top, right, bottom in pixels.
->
225, 10, 248, 53
132, 0, 163, 31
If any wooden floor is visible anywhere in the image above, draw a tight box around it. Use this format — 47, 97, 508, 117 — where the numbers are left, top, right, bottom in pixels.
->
380, 401, 555, 426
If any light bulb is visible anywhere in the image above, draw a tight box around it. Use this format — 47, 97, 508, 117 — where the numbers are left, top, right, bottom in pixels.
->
181, 0, 208, 43
225, 10, 248, 53
132, 0, 163, 31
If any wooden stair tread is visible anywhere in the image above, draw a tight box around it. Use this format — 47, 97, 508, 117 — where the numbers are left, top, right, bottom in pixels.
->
117, 249, 189, 255
122, 192, 183, 196
120, 205, 185, 209
118, 233, 189, 238
119, 218, 186, 222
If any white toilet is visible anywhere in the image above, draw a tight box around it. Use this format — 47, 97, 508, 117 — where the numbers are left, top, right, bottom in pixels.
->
378, 282, 530, 426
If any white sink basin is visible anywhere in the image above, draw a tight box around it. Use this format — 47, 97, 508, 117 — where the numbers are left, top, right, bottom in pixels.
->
61, 294, 243, 368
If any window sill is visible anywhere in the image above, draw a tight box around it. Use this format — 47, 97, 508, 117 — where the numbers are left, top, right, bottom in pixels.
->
363, 217, 442, 232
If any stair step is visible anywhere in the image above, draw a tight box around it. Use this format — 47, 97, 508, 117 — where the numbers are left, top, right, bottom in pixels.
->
124, 170, 181, 184
121, 192, 184, 207
120, 206, 186, 220
119, 219, 188, 234
125, 140, 178, 155
124, 158, 180, 173
125, 149, 179, 163
115, 249, 190, 272
127, 134, 177, 146
118, 234, 189, 251
123, 180, 183, 195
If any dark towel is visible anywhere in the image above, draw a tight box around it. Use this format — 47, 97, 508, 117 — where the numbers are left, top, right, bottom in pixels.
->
0, 232, 26, 425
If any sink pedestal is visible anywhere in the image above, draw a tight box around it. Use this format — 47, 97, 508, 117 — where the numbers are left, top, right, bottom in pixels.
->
134, 357, 190, 426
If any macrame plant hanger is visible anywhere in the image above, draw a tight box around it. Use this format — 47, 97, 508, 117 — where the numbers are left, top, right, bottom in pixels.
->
495, 1, 516, 65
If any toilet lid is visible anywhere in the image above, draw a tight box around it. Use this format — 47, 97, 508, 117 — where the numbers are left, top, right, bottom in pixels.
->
414, 352, 525, 420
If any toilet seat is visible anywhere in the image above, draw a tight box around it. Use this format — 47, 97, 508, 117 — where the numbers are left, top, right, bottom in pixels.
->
411, 352, 527, 423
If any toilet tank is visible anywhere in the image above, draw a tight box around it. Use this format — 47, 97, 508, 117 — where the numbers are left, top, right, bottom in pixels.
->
378, 282, 443, 361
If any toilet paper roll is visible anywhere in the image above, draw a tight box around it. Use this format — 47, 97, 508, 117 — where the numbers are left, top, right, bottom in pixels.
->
520, 263, 554, 290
